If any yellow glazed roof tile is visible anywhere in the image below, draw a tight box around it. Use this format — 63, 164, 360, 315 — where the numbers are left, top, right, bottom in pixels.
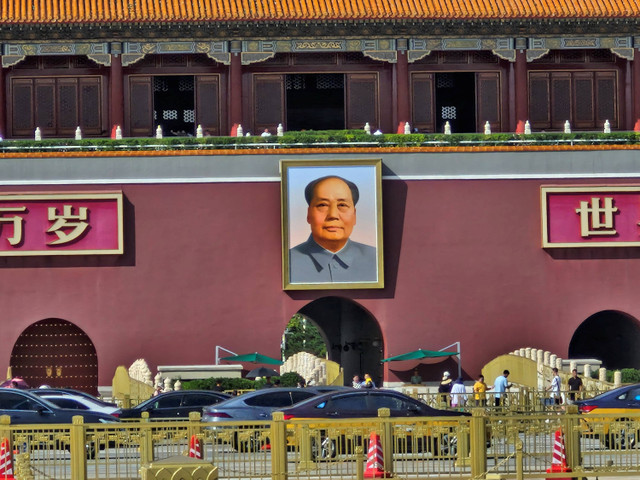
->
2, 0, 640, 23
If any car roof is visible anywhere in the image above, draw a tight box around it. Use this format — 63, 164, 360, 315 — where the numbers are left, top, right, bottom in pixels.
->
133, 389, 230, 408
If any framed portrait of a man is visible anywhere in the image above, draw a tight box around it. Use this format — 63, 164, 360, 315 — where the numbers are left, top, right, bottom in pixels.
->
281, 159, 384, 290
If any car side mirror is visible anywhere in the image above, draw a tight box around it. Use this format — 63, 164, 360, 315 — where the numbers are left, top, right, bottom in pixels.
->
36, 406, 46, 415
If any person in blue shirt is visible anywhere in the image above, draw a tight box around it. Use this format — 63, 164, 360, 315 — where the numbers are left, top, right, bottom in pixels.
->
493, 370, 512, 407
290, 176, 377, 284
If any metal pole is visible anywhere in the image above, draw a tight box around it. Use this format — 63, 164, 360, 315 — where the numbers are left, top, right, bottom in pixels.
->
215, 345, 237, 365
439, 341, 462, 379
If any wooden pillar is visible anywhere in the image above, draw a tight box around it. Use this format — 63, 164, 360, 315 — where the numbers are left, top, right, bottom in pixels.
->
229, 41, 243, 135
514, 49, 528, 133
0, 61, 5, 138
110, 44, 124, 134
395, 43, 410, 134
633, 49, 640, 131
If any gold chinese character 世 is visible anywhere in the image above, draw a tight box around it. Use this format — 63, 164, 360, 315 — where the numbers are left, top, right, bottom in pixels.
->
575, 197, 618, 238
47, 205, 89, 245
0, 206, 27, 246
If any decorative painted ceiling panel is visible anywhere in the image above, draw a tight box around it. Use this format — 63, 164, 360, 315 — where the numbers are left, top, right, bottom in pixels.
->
0, 0, 639, 23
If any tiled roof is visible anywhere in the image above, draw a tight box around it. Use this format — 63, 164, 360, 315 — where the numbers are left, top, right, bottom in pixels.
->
0, 0, 638, 24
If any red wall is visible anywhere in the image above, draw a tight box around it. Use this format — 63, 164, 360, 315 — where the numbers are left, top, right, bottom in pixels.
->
0, 177, 636, 385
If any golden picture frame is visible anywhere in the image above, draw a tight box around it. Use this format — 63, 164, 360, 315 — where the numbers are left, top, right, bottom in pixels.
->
281, 159, 384, 290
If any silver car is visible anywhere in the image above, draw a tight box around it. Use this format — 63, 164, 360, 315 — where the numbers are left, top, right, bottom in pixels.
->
202, 386, 349, 422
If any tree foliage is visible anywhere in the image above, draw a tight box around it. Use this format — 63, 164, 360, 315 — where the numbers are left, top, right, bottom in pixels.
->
282, 314, 327, 360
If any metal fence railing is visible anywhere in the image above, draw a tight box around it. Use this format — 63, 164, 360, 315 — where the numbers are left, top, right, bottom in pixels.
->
407, 388, 611, 414
1, 406, 640, 480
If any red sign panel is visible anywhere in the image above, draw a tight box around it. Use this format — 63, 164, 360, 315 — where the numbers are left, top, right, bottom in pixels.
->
542, 186, 640, 248
0, 192, 123, 256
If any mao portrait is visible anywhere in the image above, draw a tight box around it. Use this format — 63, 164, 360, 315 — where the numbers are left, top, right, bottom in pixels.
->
281, 160, 384, 290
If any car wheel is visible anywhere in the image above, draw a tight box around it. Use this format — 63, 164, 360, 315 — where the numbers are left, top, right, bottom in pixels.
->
311, 436, 336, 460
604, 419, 637, 450
233, 431, 264, 453
439, 434, 457, 456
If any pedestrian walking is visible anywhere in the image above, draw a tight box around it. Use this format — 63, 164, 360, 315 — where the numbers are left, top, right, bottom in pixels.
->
493, 370, 512, 407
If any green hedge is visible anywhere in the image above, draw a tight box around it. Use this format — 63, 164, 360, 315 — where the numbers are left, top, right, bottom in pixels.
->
589, 368, 640, 384
2, 130, 640, 153
181, 372, 304, 391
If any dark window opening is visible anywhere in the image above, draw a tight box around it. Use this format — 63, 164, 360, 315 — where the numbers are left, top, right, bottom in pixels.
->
286, 74, 345, 131
153, 75, 195, 136
435, 72, 476, 133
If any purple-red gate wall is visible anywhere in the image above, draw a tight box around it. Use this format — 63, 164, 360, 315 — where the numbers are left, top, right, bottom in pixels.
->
0, 178, 633, 385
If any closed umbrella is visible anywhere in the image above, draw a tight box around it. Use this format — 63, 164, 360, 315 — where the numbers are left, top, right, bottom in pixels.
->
246, 367, 280, 378
220, 352, 283, 365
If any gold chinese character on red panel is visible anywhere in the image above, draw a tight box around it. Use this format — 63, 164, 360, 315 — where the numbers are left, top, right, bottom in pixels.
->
575, 197, 619, 238
0, 207, 27, 246
0, 192, 123, 256
47, 205, 89, 245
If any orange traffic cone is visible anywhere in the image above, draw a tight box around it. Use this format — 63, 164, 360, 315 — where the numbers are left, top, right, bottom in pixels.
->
0, 438, 14, 479
188, 435, 202, 459
545, 429, 571, 480
364, 432, 390, 478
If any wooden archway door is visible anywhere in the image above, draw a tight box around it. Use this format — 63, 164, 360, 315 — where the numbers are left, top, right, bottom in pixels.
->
10, 319, 98, 395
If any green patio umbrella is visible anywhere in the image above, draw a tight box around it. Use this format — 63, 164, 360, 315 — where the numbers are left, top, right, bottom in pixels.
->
381, 349, 458, 362
220, 352, 284, 365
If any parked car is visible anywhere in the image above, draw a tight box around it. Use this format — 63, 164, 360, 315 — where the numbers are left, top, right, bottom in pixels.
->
116, 390, 231, 419
202, 387, 345, 422
30, 388, 117, 407
575, 383, 640, 448
0, 388, 119, 424
202, 387, 343, 452
279, 389, 470, 459
37, 394, 120, 416
0, 388, 119, 458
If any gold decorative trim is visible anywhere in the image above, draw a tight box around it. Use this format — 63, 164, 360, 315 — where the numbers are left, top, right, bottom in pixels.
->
363, 51, 397, 63
241, 52, 276, 65
492, 49, 516, 62
87, 54, 111, 66
610, 48, 634, 61
527, 49, 550, 62
207, 53, 231, 65
121, 53, 146, 67
2, 55, 26, 68
407, 50, 432, 63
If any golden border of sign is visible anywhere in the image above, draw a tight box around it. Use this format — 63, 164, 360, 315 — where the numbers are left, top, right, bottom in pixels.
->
0, 191, 124, 256
541, 185, 640, 248
281, 159, 384, 290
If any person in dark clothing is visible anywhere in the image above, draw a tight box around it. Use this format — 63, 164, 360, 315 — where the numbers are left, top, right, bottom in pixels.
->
438, 371, 453, 406
567, 369, 583, 403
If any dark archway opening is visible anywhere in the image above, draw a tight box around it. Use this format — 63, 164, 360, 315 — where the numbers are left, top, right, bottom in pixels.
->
10, 319, 98, 395
298, 297, 383, 387
435, 72, 476, 133
569, 310, 640, 370
154, 75, 196, 136
286, 74, 345, 131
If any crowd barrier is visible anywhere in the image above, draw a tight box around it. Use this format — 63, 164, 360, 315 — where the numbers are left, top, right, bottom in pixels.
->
0, 405, 639, 480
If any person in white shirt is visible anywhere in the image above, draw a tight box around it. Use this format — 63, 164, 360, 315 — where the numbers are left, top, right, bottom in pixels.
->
547, 367, 562, 405
450, 377, 467, 408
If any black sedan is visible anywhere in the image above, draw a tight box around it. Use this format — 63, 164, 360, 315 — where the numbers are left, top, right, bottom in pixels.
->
0, 388, 119, 458
0, 388, 118, 424
117, 390, 231, 419
280, 389, 467, 419
279, 389, 469, 459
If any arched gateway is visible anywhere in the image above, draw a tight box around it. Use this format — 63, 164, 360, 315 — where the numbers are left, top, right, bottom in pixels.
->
297, 297, 383, 387
10, 319, 98, 394
569, 310, 640, 370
